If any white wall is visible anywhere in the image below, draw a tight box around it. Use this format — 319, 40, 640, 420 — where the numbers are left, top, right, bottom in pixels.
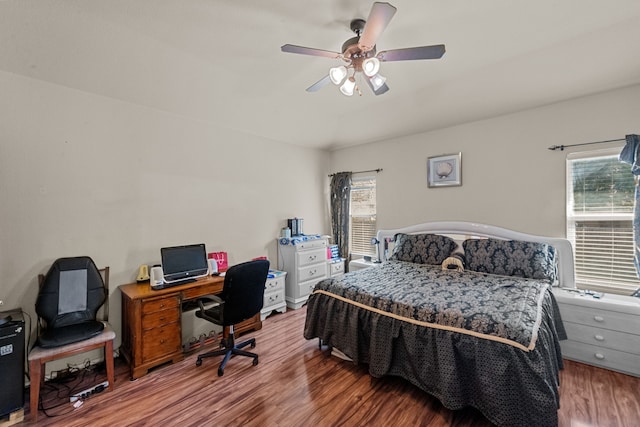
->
330, 84, 640, 238
0, 70, 330, 356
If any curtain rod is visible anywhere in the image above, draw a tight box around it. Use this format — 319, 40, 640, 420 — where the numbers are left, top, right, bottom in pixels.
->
328, 168, 382, 178
548, 138, 625, 151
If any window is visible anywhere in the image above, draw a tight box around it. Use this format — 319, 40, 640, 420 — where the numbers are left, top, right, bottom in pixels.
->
567, 148, 639, 294
350, 176, 377, 257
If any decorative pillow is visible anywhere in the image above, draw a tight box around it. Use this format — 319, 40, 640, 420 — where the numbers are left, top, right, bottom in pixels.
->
389, 233, 457, 265
462, 238, 557, 283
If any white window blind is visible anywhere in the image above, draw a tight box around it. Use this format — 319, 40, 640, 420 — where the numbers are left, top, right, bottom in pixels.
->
567, 149, 639, 294
350, 176, 377, 257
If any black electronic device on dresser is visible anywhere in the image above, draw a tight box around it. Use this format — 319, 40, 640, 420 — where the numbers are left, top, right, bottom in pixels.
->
0, 308, 25, 417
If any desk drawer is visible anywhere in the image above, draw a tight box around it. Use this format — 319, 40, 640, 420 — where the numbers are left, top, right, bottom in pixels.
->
182, 281, 223, 300
142, 296, 180, 314
142, 322, 181, 363
142, 307, 180, 331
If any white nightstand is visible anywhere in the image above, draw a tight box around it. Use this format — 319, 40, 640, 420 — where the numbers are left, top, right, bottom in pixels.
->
261, 270, 287, 320
348, 258, 381, 272
328, 258, 345, 277
553, 288, 640, 377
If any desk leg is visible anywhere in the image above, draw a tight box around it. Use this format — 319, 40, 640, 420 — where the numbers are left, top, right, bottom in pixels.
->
29, 359, 42, 421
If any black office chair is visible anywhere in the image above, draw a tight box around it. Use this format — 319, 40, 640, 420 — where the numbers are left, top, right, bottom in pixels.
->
195, 259, 269, 376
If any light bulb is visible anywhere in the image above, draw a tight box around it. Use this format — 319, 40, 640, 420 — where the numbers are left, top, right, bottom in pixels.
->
329, 66, 347, 85
340, 77, 356, 96
362, 57, 380, 77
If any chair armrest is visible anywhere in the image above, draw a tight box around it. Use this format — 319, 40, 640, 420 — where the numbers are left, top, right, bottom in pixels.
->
196, 294, 225, 324
197, 294, 223, 307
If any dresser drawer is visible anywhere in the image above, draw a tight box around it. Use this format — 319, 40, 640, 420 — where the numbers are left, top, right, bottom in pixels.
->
298, 262, 327, 283
329, 260, 344, 276
563, 321, 640, 354
559, 304, 639, 335
265, 276, 285, 293
142, 306, 180, 331
294, 239, 328, 251
299, 278, 325, 299
141, 322, 182, 363
297, 248, 328, 268
263, 289, 284, 308
141, 295, 180, 314
561, 340, 640, 377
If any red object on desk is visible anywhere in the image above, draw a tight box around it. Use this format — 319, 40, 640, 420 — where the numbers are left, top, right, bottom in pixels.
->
208, 252, 228, 272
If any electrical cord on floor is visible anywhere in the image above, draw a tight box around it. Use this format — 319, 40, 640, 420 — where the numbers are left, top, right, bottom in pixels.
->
37, 363, 105, 418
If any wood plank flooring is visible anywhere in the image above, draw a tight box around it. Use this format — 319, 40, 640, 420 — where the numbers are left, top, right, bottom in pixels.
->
20, 306, 640, 426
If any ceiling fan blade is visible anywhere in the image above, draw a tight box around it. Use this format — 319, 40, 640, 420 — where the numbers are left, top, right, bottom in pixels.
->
364, 78, 390, 96
377, 44, 446, 62
306, 75, 332, 92
281, 44, 341, 59
358, 2, 397, 52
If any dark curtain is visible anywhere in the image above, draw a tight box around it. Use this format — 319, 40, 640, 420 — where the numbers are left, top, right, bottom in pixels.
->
330, 172, 352, 261
619, 134, 640, 277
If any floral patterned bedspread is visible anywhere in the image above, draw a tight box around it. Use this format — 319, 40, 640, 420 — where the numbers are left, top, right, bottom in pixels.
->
313, 260, 549, 351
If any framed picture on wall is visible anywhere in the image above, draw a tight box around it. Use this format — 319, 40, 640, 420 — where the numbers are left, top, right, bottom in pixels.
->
427, 152, 462, 188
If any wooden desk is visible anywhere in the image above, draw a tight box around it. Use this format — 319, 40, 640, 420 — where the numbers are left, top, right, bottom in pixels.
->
119, 276, 262, 379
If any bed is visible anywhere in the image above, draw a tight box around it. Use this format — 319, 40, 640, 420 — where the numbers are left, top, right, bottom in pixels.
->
304, 221, 573, 427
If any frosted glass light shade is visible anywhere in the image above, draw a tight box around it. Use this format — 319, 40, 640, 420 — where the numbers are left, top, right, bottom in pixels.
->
369, 73, 386, 91
362, 57, 380, 77
340, 77, 356, 96
329, 66, 348, 85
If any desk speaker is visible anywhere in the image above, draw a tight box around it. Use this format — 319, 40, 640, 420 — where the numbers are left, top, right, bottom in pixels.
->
150, 266, 164, 286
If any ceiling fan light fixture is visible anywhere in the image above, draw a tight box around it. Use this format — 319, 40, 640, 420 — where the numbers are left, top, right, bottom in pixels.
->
329, 66, 348, 85
362, 57, 380, 77
369, 73, 387, 91
340, 77, 356, 96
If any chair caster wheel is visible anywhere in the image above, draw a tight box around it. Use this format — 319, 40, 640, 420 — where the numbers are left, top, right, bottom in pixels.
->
252, 358, 259, 366
196, 359, 202, 367
218, 367, 224, 376
251, 342, 256, 349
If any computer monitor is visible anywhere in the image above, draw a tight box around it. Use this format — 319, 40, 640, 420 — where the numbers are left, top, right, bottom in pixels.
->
160, 243, 209, 283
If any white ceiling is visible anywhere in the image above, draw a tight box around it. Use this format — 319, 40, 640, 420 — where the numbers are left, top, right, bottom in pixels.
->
2, 0, 640, 150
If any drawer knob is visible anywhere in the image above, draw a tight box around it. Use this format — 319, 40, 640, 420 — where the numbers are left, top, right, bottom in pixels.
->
594, 334, 605, 341
160, 339, 165, 344
593, 315, 604, 322
309, 255, 317, 261
594, 353, 605, 360
309, 269, 316, 276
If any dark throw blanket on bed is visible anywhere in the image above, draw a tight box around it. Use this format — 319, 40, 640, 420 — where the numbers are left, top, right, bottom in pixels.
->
304, 261, 566, 427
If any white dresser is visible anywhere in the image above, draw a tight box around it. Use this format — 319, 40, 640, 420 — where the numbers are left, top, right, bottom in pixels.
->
261, 270, 287, 321
553, 288, 640, 377
278, 236, 329, 309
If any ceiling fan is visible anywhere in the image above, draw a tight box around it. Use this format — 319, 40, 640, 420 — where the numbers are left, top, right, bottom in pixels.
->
281, 2, 445, 97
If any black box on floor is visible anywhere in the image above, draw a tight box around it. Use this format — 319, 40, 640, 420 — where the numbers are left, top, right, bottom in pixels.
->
0, 308, 25, 417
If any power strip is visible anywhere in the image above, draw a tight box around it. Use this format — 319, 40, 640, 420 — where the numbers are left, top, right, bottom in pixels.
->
69, 381, 109, 402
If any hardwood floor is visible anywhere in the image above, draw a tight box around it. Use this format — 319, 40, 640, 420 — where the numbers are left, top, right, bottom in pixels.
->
19, 306, 640, 426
